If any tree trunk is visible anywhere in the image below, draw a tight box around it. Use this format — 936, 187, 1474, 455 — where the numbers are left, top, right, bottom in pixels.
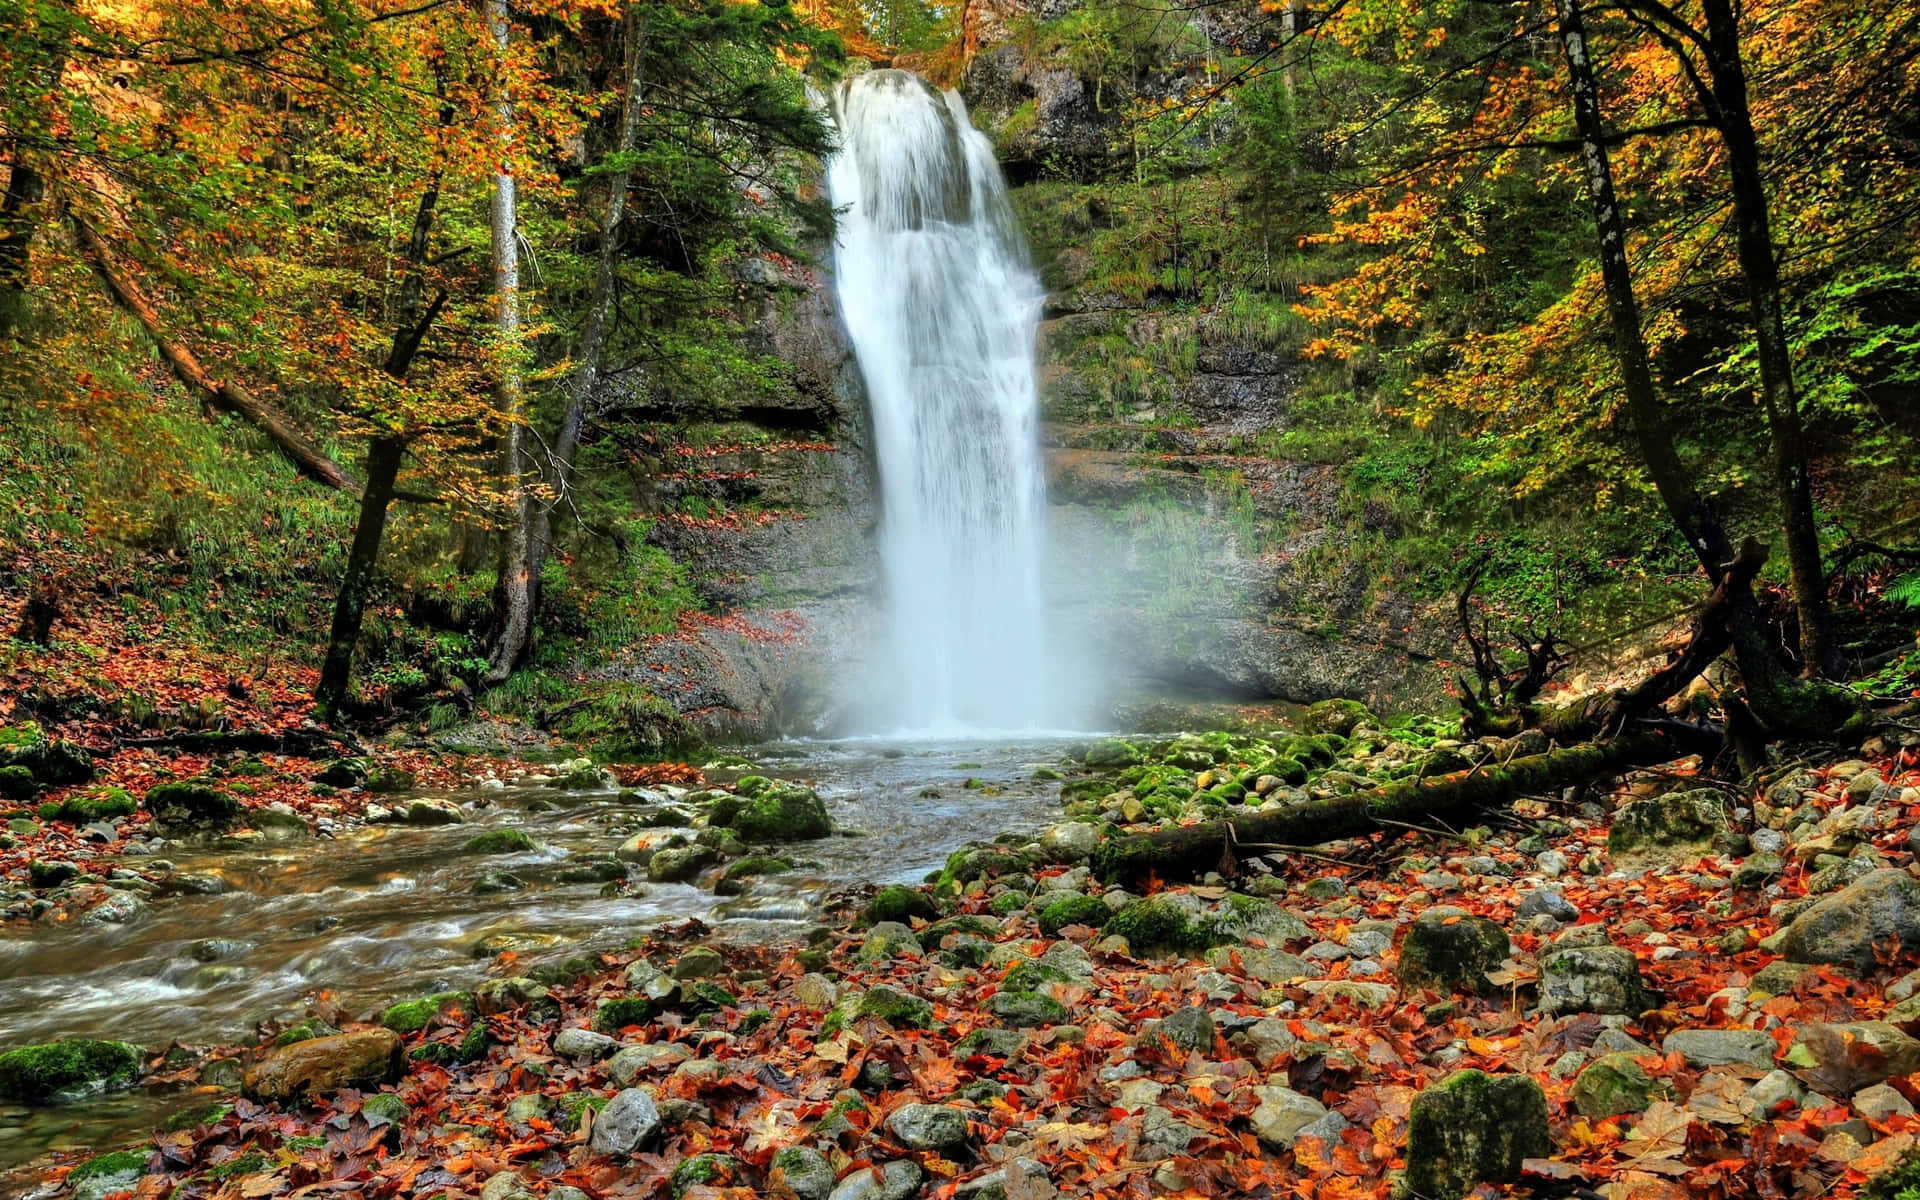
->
1091, 730, 1710, 887
72, 217, 361, 494
313, 179, 445, 712
1698, 0, 1838, 678
526, 6, 649, 592
0, 157, 45, 339
485, 0, 534, 685
314, 435, 405, 712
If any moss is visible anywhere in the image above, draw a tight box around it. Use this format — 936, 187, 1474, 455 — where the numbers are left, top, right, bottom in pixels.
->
1084, 739, 1143, 769
287, 1135, 330, 1151
1395, 910, 1512, 996
923, 915, 999, 945
163, 1102, 233, 1132
712, 781, 831, 841
143, 780, 240, 828
558, 859, 629, 884
26, 859, 77, 888
1038, 894, 1110, 935
594, 996, 660, 1032
1104, 896, 1231, 955
0, 1038, 141, 1103
361, 1092, 410, 1127
670, 1154, 743, 1198
0, 765, 36, 800
208, 1151, 270, 1181
462, 829, 540, 854
274, 1017, 339, 1047
687, 980, 738, 1012
825, 984, 933, 1034
722, 855, 791, 881
561, 1093, 608, 1132
379, 991, 474, 1034
471, 871, 527, 895
988, 989, 1069, 1028
1302, 698, 1374, 737
70, 1150, 148, 1185
1059, 778, 1115, 805
1002, 960, 1073, 993
738, 1008, 773, 1035
411, 1023, 490, 1067
863, 884, 937, 925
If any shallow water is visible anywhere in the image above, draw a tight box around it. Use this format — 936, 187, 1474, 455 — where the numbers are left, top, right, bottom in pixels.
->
0, 737, 1076, 1171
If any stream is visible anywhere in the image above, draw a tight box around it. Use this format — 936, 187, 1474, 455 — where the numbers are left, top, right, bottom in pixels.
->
0, 737, 1078, 1170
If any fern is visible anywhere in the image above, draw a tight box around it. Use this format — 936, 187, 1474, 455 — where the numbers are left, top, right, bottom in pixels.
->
1889, 572, 1920, 609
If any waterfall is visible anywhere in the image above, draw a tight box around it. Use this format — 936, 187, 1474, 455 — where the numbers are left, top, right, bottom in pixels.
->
826, 70, 1053, 733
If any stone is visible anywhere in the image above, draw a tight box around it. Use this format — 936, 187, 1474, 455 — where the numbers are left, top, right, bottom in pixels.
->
505, 1094, 552, 1125
828, 1161, 923, 1200
672, 946, 726, 979
1397, 1071, 1550, 1200
954, 1159, 1048, 1200
1395, 907, 1510, 995
1516, 888, 1578, 923
1662, 1029, 1776, 1071
608, 1042, 690, 1086
1854, 1082, 1915, 1121
243, 1030, 404, 1102
1750, 960, 1814, 998
1774, 869, 1920, 968
475, 977, 552, 1017
1792, 1021, 1920, 1094
1570, 1052, 1664, 1118
588, 1087, 662, 1156
1206, 944, 1310, 984
796, 972, 839, 1010
1233, 1019, 1299, 1068
554, 1028, 618, 1061
1139, 1106, 1203, 1160
1249, 1084, 1347, 1148
770, 1146, 836, 1200
860, 922, 925, 962
1040, 822, 1099, 861
1538, 941, 1651, 1016
0, 1038, 142, 1104
479, 1172, 538, 1200
402, 798, 463, 825
1607, 788, 1730, 863
886, 1102, 971, 1151
1084, 739, 1143, 768
1744, 1070, 1805, 1118
989, 990, 1067, 1027
1152, 1006, 1214, 1053
66, 1152, 148, 1200
648, 844, 719, 883
709, 778, 833, 841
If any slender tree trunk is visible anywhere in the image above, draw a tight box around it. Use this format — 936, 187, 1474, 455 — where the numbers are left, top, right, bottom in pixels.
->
525, 6, 649, 597
1554, 0, 1855, 738
73, 216, 361, 493
315, 435, 405, 711
314, 180, 447, 712
1698, 0, 1838, 677
0, 157, 45, 339
485, 0, 533, 684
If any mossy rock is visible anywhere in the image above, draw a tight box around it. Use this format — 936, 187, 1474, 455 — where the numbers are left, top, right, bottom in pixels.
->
1038, 894, 1110, 935
988, 989, 1068, 1028
0, 1038, 142, 1103
0, 725, 94, 785
1396, 1070, 1550, 1200
162, 1102, 234, 1133
144, 780, 241, 831
207, 1152, 270, 1182
1302, 699, 1375, 737
823, 984, 933, 1034
69, 1149, 150, 1199
1395, 908, 1512, 996
863, 884, 937, 925
722, 855, 792, 881
312, 759, 367, 788
1104, 896, 1232, 955
1570, 1052, 1666, 1118
1607, 788, 1730, 859
923, 915, 1000, 946
462, 829, 540, 854
365, 767, 417, 793
379, 991, 475, 1034
594, 996, 660, 1032
670, 1153, 744, 1198
27, 859, 78, 888
409, 1024, 490, 1067
558, 859, 629, 884
471, 871, 527, 895
0, 765, 36, 800
710, 782, 832, 841
274, 1017, 340, 1047
1084, 739, 1143, 769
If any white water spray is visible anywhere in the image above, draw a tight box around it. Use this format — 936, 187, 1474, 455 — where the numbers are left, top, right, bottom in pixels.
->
826, 70, 1053, 732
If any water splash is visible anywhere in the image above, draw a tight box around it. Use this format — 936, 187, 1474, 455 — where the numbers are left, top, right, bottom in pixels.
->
827, 70, 1053, 733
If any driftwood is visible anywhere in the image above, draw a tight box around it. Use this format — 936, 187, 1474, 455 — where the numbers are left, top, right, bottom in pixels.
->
72, 217, 361, 495
1091, 727, 1715, 888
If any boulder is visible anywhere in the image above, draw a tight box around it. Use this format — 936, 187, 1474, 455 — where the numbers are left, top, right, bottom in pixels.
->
1395, 907, 1510, 995
886, 1103, 971, 1151
243, 1030, 404, 1102
1791, 1021, 1920, 1095
1607, 788, 1730, 863
588, 1087, 662, 1156
770, 1147, 835, 1200
1537, 936, 1651, 1016
828, 1161, 923, 1200
1397, 1071, 1551, 1200
143, 781, 241, 833
1570, 1052, 1665, 1118
708, 777, 832, 841
1773, 868, 1920, 968
0, 1038, 141, 1104
1150, 1006, 1214, 1053
1662, 1029, 1775, 1071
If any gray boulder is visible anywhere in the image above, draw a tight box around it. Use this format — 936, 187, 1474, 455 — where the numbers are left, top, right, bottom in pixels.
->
1249, 1085, 1347, 1148
1773, 868, 1920, 968
886, 1103, 971, 1152
587, 1087, 661, 1156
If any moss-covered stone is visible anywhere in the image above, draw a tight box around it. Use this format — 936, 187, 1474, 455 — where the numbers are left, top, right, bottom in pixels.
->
0, 765, 36, 800
68, 1150, 148, 1200
1038, 893, 1111, 935
0, 1038, 141, 1103
594, 996, 660, 1032
365, 767, 417, 793
710, 780, 832, 841
379, 991, 475, 1034
470, 870, 527, 895
824, 984, 934, 1034
863, 884, 938, 925
312, 759, 367, 788
1607, 788, 1731, 859
1395, 908, 1512, 996
989, 989, 1068, 1028
1397, 1070, 1550, 1200
0, 724, 94, 785
1570, 1052, 1665, 1118
162, 1102, 233, 1133
722, 855, 791, 881
26, 858, 77, 888
1084, 739, 1143, 769
462, 829, 540, 854
670, 1153, 744, 1198
1104, 895, 1233, 955
144, 780, 241, 830
361, 1092, 410, 1127
274, 1017, 340, 1047
1302, 699, 1374, 737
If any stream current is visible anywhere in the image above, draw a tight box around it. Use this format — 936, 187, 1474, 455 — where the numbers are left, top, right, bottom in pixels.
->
0, 738, 1074, 1169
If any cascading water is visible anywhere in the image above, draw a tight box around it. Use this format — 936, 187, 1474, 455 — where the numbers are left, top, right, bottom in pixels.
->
827, 70, 1055, 733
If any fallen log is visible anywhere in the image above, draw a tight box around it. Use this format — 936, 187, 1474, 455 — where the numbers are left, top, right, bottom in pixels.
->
117, 727, 365, 758
72, 216, 362, 495
1090, 727, 1716, 888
